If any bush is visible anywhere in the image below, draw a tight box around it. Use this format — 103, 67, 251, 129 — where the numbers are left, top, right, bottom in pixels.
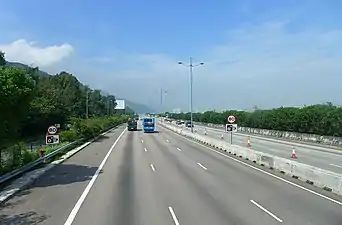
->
70, 115, 128, 140
59, 130, 78, 142
0, 115, 129, 175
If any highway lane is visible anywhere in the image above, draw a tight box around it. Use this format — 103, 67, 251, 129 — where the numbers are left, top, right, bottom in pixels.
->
1, 122, 342, 224
156, 125, 342, 225
0, 125, 127, 225
174, 122, 342, 174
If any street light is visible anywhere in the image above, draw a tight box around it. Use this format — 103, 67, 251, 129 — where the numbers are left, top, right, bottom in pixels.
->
178, 57, 204, 133
160, 88, 168, 113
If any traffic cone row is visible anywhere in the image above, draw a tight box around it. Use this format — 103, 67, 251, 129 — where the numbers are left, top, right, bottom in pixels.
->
246, 136, 251, 147
292, 147, 297, 159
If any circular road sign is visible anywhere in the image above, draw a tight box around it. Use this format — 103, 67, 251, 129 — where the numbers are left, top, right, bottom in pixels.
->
227, 115, 236, 124
47, 125, 58, 135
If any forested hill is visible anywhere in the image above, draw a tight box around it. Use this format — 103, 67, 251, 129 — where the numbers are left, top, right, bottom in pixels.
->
5, 60, 155, 113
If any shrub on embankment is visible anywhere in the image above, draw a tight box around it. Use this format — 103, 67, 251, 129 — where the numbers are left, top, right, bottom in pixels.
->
167, 103, 342, 137
0, 115, 129, 176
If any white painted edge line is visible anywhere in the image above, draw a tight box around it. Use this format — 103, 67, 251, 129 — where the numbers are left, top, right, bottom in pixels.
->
250, 200, 283, 223
197, 162, 207, 170
168, 206, 180, 225
150, 164, 156, 172
144, 147, 147, 152
63, 128, 127, 225
330, 164, 342, 168
164, 125, 342, 207
177, 147, 182, 152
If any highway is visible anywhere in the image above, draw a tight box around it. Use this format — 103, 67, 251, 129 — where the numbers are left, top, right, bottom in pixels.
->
1, 123, 342, 225
178, 123, 342, 174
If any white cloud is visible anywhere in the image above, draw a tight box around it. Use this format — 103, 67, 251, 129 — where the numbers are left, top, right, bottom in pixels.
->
0, 39, 74, 68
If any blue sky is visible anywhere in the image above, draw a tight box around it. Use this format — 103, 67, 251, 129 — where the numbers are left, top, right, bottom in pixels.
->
1, 0, 342, 112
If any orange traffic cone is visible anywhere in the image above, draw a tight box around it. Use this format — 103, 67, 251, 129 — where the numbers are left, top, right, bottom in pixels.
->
247, 136, 251, 147
291, 147, 297, 159
221, 134, 224, 140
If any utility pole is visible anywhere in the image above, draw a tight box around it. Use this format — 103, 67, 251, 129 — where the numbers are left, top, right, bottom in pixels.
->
86, 91, 89, 119
107, 98, 110, 115
178, 57, 204, 133
160, 87, 163, 113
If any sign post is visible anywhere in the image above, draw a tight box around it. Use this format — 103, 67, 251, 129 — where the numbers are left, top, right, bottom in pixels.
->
226, 115, 238, 144
46, 125, 60, 145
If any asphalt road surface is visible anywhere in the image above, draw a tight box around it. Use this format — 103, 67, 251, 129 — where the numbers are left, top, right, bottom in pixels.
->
1, 123, 342, 225
176, 123, 342, 174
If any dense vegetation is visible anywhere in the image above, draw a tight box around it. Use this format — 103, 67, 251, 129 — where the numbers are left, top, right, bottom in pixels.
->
0, 51, 134, 148
167, 103, 342, 137
0, 51, 133, 175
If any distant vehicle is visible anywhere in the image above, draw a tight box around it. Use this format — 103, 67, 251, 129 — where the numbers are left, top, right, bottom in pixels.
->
185, 121, 194, 128
127, 118, 138, 131
176, 120, 184, 125
142, 117, 156, 133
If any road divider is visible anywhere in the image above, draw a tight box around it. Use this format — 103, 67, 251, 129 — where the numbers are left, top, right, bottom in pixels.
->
159, 122, 342, 197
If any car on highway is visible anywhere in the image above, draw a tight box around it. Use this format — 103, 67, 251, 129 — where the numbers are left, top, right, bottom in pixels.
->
127, 118, 138, 131
185, 121, 194, 128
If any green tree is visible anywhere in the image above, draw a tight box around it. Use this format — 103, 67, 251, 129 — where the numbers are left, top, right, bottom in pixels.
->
0, 51, 5, 66
0, 66, 36, 146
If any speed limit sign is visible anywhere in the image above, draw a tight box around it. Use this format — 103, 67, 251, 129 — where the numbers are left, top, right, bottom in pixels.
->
227, 115, 236, 124
47, 125, 58, 135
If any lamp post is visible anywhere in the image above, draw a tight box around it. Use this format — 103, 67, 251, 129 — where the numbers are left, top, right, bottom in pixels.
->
178, 57, 204, 133
160, 88, 168, 114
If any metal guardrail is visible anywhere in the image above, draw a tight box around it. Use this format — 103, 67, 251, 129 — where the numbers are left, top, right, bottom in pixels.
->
0, 139, 81, 185
0, 123, 124, 186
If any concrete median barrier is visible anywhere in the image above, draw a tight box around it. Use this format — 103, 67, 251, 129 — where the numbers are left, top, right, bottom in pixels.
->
159, 121, 342, 196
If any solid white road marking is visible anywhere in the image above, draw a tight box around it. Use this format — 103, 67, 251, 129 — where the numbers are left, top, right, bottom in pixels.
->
177, 147, 182, 151
330, 164, 342, 168
64, 128, 127, 225
250, 200, 283, 223
168, 206, 180, 225
165, 126, 342, 207
197, 162, 208, 170
150, 164, 156, 171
